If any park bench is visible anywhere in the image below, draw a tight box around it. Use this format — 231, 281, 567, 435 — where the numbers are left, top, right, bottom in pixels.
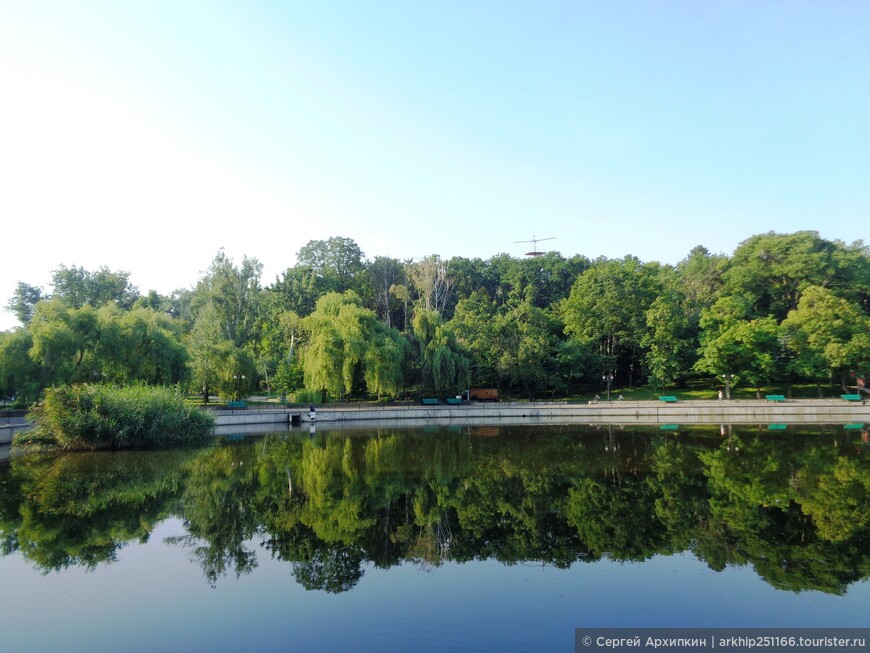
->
421, 397, 440, 405
658, 396, 678, 403
765, 394, 786, 402
660, 423, 679, 431
445, 397, 463, 405
227, 401, 248, 409
768, 423, 788, 430
841, 394, 862, 402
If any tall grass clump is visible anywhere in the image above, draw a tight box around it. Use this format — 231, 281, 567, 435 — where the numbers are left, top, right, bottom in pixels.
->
17, 384, 214, 451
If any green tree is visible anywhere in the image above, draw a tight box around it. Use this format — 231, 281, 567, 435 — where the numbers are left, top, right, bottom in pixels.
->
96, 305, 189, 385
50, 264, 139, 309
28, 299, 101, 386
302, 292, 405, 400
449, 290, 500, 386
270, 265, 321, 317
561, 257, 663, 387
296, 237, 364, 294
676, 245, 726, 313
186, 303, 234, 403
781, 286, 870, 392
365, 256, 406, 328
412, 309, 470, 395
407, 255, 452, 316
193, 250, 263, 348
4, 282, 44, 326
695, 299, 780, 398
722, 231, 864, 321
0, 329, 40, 405
643, 292, 697, 389
492, 300, 565, 398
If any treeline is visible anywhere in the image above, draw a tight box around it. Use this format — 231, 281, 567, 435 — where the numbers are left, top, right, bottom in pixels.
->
1, 231, 868, 405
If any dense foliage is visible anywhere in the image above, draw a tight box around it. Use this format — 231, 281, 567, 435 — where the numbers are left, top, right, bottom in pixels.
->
17, 384, 214, 450
2, 230, 868, 404
2, 425, 869, 594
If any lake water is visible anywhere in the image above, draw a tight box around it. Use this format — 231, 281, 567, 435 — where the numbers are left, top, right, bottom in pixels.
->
1, 422, 869, 652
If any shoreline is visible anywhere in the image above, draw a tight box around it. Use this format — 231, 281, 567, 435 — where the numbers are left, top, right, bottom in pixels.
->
3, 398, 867, 446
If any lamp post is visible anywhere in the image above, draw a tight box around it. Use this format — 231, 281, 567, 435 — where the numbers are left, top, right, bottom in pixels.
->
721, 373, 733, 400
233, 374, 246, 401
602, 372, 614, 402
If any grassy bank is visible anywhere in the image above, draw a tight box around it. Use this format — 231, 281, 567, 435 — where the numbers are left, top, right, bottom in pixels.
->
16, 384, 215, 451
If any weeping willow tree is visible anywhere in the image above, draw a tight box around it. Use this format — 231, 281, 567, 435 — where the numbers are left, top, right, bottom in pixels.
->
301, 291, 406, 400
413, 309, 470, 395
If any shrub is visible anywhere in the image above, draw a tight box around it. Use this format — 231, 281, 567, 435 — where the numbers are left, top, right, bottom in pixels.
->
16, 384, 214, 451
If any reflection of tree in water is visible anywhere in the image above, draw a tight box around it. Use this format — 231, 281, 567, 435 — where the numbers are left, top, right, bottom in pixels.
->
2, 425, 870, 595
292, 545, 364, 593
176, 444, 262, 586
700, 428, 870, 594
0, 450, 192, 571
401, 516, 454, 571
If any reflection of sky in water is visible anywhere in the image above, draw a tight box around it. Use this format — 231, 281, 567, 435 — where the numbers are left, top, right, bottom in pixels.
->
2, 517, 868, 653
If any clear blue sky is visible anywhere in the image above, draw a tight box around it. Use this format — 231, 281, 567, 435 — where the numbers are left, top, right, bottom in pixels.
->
1, 1, 868, 329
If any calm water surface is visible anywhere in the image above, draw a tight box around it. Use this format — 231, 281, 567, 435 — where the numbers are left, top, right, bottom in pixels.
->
1, 422, 869, 652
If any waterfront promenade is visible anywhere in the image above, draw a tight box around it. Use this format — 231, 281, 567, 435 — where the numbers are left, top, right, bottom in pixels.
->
3, 398, 867, 445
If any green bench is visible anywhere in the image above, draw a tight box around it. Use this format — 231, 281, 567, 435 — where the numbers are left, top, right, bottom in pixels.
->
765, 394, 786, 402
658, 396, 678, 403
841, 394, 862, 402
227, 401, 248, 409
445, 397, 463, 405
421, 398, 440, 405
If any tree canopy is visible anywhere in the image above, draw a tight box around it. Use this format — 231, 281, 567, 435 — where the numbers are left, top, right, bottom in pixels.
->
1, 230, 868, 404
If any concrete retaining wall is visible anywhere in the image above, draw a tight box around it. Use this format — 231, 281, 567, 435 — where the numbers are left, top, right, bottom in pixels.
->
2, 401, 865, 445
299, 399, 869, 426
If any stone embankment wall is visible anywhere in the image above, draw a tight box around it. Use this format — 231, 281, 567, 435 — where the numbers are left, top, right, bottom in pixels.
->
2, 399, 867, 445
297, 399, 868, 426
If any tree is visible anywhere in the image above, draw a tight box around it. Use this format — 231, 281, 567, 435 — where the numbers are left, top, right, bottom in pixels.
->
676, 245, 726, 313
407, 256, 452, 316
643, 292, 697, 389
412, 309, 470, 395
722, 231, 859, 321
365, 256, 405, 328
0, 329, 40, 405
695, 297, 780, 397
781, 286, 870, 392
270, 265, 321, 317
193, 250, 263, 348
28, 300, 101, 386
296, 237, 364, 294
491, 300, 565, 398
50, 264, 139, 309
4, 282, 44, 326
450, 290, 499, 385
96, 305, 189, 386
186, 303, 233, 404
301, 292, 405, 400
561, 257, 663, 387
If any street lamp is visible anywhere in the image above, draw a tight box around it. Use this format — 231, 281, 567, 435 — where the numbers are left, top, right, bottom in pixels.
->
602, 372, 614, 402
721, 373, 734, 400
233, 374, 246, 401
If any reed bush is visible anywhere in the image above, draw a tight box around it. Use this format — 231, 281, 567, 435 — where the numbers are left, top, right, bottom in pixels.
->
16, 384, 214, 451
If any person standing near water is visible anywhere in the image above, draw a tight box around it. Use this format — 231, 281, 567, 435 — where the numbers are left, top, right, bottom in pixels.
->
309, 404, 316, 422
